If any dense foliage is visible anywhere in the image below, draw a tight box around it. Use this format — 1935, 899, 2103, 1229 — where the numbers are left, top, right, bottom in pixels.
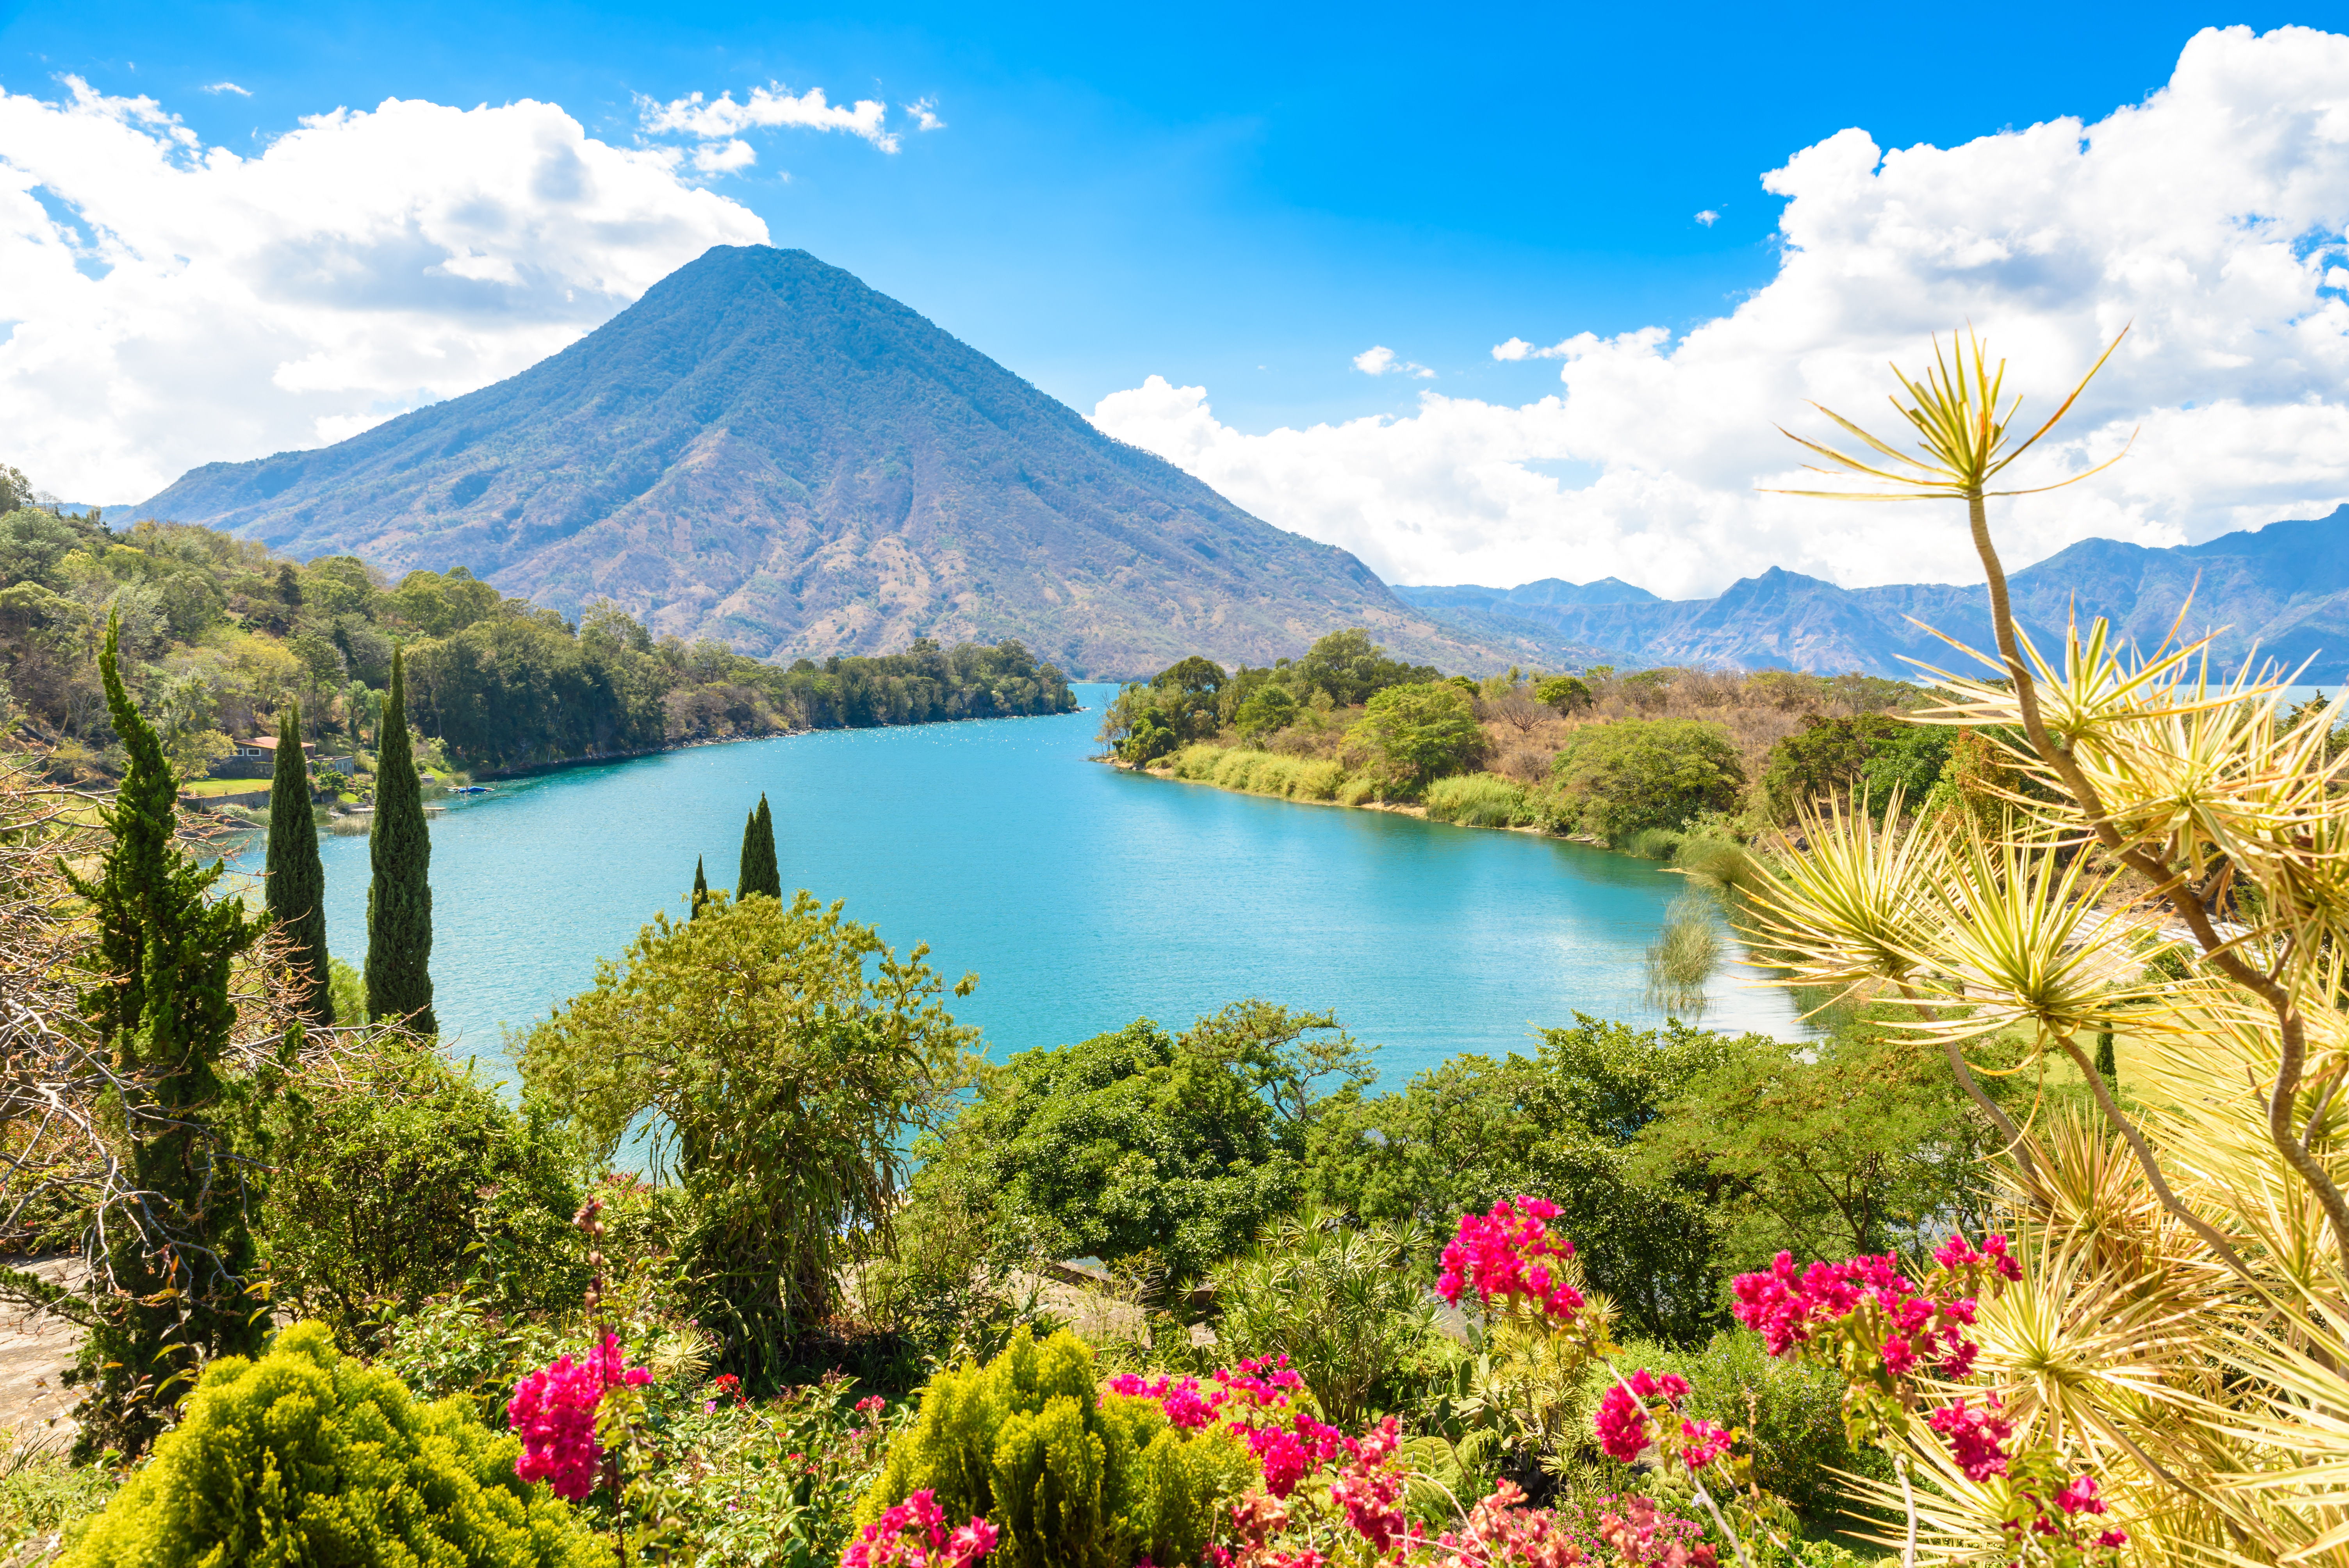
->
0, 508, 1075, 779
519, 892, 978, 1384
906, 1003, 1370, 1288
1547, 719, 1745, 839
265, 1037, 586, 1342
62, 1322, 604, 1568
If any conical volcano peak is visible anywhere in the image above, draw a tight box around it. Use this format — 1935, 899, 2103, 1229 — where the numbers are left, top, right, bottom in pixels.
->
138, 244, 1554, 677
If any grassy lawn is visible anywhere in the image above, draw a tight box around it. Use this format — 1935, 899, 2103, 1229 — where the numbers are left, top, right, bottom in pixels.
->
182, 778, 268, 796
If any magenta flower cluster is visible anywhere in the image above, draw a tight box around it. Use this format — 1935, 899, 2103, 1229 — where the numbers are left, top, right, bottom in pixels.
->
1436, 1197, 1586, 1320
841, 1489, 999, 1568
1592, 1370, 1729, 1472
506, 1332, 652, 1501
1329, 1416, 1409, 1556
1729, 1249, 1984, 1380
1109, 1354, 1344, 1499
1926, 1397, 2013, 1484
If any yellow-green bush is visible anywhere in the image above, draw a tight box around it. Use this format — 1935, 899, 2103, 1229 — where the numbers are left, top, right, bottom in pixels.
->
859, 1326, 1253, 1568
64, 1322, 602, 1568
1422, 773, 1530, 827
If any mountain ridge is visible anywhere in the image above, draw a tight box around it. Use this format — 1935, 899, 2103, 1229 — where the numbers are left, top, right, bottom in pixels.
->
138, 246, 1591, 680
1395, 508, 2349, 681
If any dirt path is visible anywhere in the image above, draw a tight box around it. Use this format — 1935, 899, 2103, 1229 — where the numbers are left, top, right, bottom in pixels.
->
0, 1260, 85, 1447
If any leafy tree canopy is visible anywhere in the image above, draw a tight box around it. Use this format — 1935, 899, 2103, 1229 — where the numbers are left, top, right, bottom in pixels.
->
1551, 717, 1743, 839
910, 1001, 1370, 1287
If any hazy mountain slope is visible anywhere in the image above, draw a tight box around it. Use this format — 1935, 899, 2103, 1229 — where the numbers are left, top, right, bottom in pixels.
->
139, 246, 1581, 679
1399, 508, 2349, 680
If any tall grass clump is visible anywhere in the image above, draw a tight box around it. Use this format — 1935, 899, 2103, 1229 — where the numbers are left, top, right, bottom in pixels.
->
1674, 834, 1756, 894
1619, 826, 1684, 859
1643, 889, 1720, 1018
1424, 773, 1529, 827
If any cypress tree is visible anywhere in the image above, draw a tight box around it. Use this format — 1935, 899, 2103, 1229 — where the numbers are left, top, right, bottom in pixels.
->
2095, 1029, 2118, 1090
65, 613, 269, 1454
737, 793, 780, 900
691, 855, 710, 919
365, 646, 436, 1033
265, 700, 331, 1023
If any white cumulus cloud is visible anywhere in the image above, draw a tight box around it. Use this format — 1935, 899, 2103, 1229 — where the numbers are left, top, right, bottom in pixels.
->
200, 82, 251, 97
1094, 24, 2349, 597
0, 78, 768, 502
639, 83, 900, 155
1354, 344, 1433, 378
904, 97, 945, 133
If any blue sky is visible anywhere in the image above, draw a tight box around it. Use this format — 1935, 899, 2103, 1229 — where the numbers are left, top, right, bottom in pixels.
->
0, 0, 2297, 433
4, 4, 2346, 594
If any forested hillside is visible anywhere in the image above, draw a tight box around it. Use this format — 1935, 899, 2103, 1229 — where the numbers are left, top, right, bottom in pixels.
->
0, 501, 1074, 780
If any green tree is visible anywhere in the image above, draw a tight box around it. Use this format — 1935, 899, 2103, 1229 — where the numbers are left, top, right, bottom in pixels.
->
691, 855, 710, 919
1212, 1209, 1435, 1428
1551, 717, 1743, 839
63, 615, 271, 1454
365, 645, 435, 1033
1346, 680, 1485, 794
1535, 674, 1593, 713
1759, 712, 1951, 821
1233, 682, 1298, 738
519, 892, 976, 1384
1638, 1025, 2028, 1275
737, 793, 781, 899
1301, 1016, 1751, 1343
264, 701, 330, 1023
911, 1002, 1370, 1288
1294, 628, 1436, 707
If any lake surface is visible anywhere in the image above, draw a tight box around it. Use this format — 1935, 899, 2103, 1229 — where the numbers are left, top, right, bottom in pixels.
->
223, 683, 1802, 1086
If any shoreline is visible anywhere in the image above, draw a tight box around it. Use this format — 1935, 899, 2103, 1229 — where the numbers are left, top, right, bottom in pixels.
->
1099, 752, 1616, 851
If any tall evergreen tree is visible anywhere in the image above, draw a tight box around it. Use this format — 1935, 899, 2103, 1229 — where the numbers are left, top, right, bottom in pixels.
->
737, 793, 780, 900
365, 646, 436, 1032
65, 613, 270, 1454
265, 700, 331, 1023
691, 855, 710, 919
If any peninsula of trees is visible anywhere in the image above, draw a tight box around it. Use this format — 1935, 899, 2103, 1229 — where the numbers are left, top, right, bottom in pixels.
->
0, 500, 1076, 783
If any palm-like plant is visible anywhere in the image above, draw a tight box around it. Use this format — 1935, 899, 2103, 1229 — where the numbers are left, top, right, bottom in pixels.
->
1745, 331, 2349, 1566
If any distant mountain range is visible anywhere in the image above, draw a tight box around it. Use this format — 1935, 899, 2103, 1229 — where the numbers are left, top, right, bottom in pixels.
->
136, 246, 1581, 680
1396, 508, 2349, 683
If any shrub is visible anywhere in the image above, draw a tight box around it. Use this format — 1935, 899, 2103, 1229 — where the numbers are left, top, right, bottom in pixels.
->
61, 1322, 604, 1568
267, 1036, 586, 1342
1212, 1210, 1437, 1428
1347, 682, 1486, 795
1424, 773, 1530, 828
1551, 718, 1743, 839
860, 1326, 1254, 1568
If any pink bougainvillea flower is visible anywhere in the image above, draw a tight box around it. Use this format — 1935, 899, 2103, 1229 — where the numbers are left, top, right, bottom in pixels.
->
1594, 1369, 1694, 1466
507, 1332, 652, 1501
1438, 1197, 1585, 1320
1330, 1416, 1408, 1556
1926, 1397, 2012, 1483
840, 1488, 997, 1568
1676, 1418, 1732, 1471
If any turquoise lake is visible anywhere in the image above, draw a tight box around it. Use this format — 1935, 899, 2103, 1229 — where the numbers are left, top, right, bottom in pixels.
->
223, 683, 1801, 1084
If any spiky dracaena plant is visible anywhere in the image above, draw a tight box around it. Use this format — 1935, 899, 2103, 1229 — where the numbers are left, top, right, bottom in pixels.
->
1743, 330, 2349, 1565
